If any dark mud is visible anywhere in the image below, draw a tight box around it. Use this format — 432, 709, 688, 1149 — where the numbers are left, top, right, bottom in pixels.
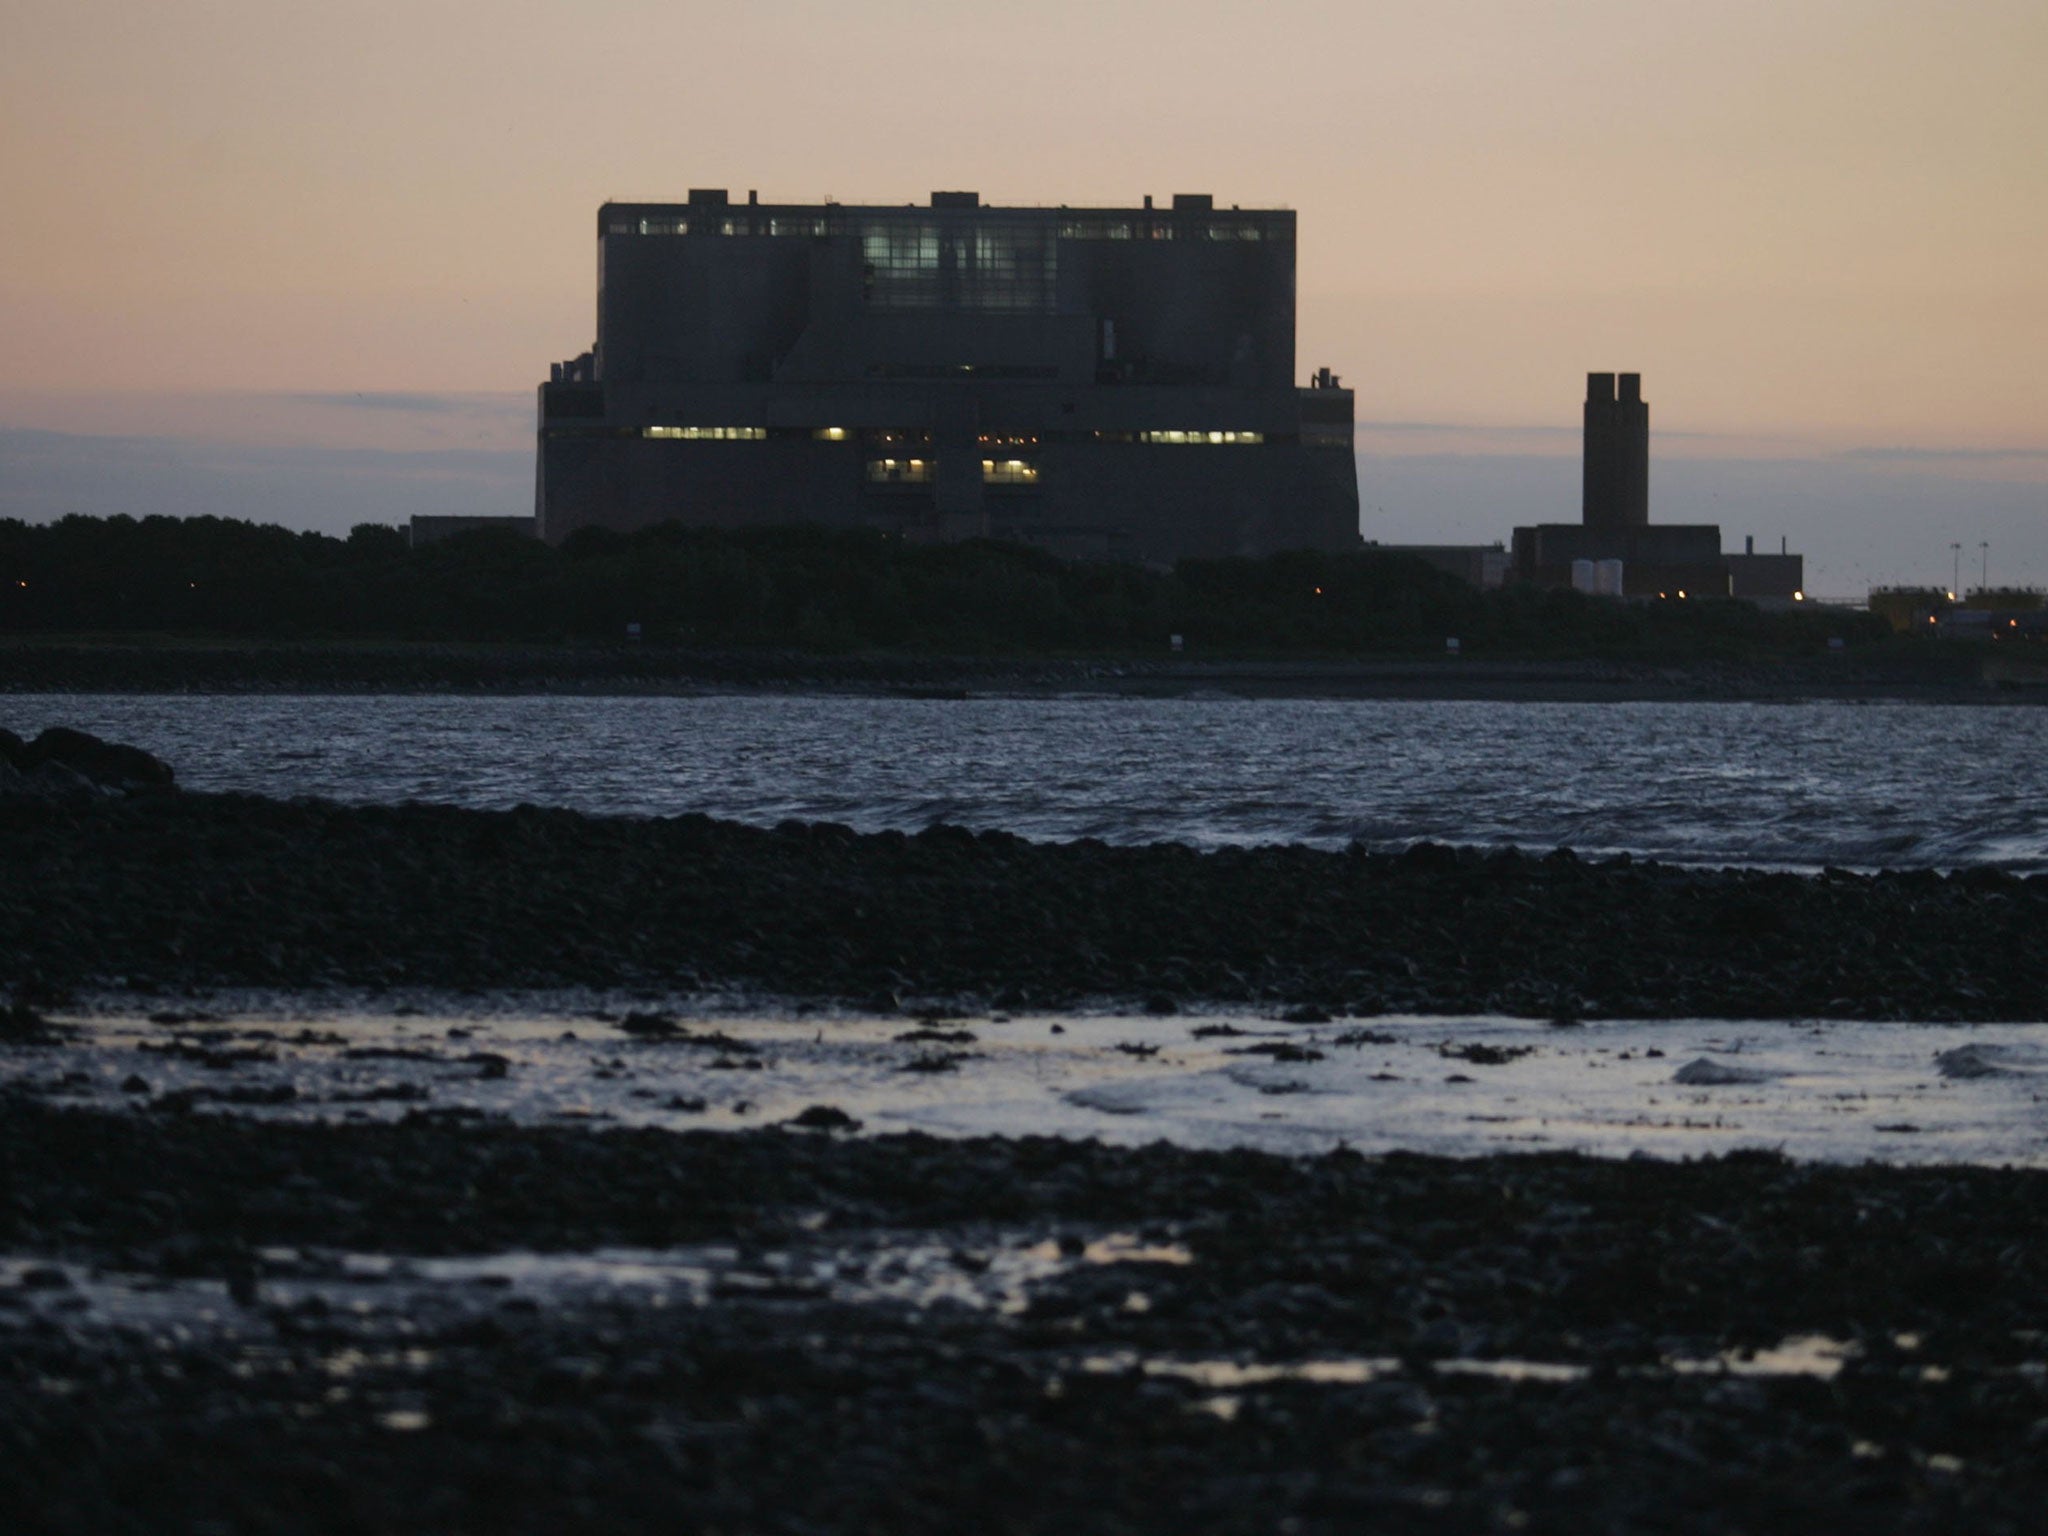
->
4, 791, 2045, 1019
6, 1098, 2048, 1534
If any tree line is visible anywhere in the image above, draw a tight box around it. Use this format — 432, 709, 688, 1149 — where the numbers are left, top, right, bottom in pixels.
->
0, 514, 1886, 659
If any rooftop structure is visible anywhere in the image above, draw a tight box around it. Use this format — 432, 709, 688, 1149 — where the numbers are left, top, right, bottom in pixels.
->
535, 190, 1359, 560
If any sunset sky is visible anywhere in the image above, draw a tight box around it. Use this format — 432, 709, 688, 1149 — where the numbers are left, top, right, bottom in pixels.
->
3, 0, 2043, 596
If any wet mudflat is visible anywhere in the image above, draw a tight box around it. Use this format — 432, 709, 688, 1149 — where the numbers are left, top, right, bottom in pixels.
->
7, 790, 2048, 1530
6, 1005, 2048, 1165
4, 1092, 2048, 1533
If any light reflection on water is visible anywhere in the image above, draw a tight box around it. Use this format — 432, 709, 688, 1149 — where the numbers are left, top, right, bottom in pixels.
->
17, 1010, 2048, 1167
11, 693, 2048, 872
0, 1251, 1876, 1392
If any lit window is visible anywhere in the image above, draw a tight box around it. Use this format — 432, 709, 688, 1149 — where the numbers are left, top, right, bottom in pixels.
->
1058, 219, 1133, 240
635, 218, 688, 236
1137, 430, 1264, 446
982, 459, 1039, 485
813, 427, 849, 441
866, 458, 933, 484
642, 426, 766, 440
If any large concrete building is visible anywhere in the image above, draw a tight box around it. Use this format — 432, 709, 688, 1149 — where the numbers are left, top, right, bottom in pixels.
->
535, 189, 1359, 561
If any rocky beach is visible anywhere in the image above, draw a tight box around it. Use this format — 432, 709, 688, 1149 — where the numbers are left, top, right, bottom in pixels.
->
4, 730, 2047, 1532
3, 777, 2044, 1020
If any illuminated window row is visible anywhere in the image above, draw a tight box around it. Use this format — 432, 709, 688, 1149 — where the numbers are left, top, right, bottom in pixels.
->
861, 459, 1042, 486
607, 216, 1285, 243
638, 427, 1261, 452
1056, 221, 1281, 242
609, 217, 829, 238
1137, 430, 1265, 446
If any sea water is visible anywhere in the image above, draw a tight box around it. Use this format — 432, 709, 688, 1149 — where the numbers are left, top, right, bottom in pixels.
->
11, 692, 2046, 873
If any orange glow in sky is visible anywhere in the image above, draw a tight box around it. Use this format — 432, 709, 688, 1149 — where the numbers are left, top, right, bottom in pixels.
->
2, 0, 2044, 590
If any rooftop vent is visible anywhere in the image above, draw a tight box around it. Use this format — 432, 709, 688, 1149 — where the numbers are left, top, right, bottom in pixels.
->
687, 188, 729, 206
1171, 193, 1213, 212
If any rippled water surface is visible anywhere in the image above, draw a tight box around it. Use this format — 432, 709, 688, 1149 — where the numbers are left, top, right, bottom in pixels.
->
18, 693, 2048, 872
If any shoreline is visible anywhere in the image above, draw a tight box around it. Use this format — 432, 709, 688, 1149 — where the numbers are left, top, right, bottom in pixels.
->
4, 637, 2040, 703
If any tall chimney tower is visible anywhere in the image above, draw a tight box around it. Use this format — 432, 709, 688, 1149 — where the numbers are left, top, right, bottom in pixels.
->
1583, 371, 1649, 531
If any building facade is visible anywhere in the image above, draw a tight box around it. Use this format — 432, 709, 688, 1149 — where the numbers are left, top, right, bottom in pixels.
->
535, 190, 1359, 561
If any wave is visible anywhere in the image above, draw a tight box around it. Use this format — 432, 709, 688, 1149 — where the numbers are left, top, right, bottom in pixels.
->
18, 693, 2047, 875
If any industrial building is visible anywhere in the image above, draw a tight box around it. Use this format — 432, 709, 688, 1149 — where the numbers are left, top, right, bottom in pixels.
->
1370, 543, 1510, 589
534, 189, 1359, 562
1512, 373, 1804, 602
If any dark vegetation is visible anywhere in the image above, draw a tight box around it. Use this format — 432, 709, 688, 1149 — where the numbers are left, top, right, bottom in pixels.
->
1, 514, 1886, 659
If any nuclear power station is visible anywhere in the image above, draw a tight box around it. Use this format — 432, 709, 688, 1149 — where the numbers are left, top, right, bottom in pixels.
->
533, 189, 1360, 563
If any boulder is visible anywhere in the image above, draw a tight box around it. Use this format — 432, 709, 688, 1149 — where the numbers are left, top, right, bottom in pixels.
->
20, 727, 175, 791
1672, 1056, 1779, 1086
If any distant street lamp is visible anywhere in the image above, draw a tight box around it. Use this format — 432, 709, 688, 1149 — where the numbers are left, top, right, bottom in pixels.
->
1951, 542, 1962, 599
1980, 541, 1990, 592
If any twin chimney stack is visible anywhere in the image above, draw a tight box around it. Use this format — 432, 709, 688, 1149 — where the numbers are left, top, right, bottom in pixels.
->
1583, 372, 1649, 532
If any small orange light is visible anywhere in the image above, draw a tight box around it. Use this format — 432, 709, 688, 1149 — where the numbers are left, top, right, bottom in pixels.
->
1313, 586, 1323, 595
